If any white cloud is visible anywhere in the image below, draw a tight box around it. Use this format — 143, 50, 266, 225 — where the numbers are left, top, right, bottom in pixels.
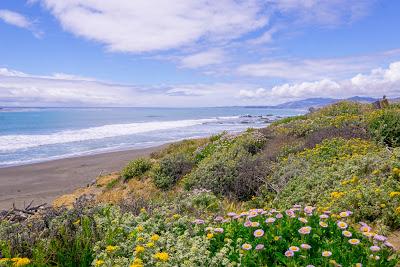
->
34, 0, 374, 54
38, 0, 268, 53
237, 50, 400, 81
2, 61, 399, 108
239, 61, 400, 101
179, 49, 226, 68
0, 67, 252, 107
0, 9, 42, 37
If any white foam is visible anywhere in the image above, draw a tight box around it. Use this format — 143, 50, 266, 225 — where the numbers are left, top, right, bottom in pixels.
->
0, 118, 217, 152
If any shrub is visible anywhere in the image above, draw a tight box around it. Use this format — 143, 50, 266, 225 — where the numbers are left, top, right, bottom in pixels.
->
121, 158, 152, 181
187, 144, 269, 200
263, 138, 400, 229
368, 109, 400, 147
152, 153, 194, 190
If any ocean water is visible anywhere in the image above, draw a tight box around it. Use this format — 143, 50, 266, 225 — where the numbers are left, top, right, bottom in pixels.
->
0, 107, 304, 167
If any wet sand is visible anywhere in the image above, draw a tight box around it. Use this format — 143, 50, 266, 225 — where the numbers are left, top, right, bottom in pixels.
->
0, 145, 166, 210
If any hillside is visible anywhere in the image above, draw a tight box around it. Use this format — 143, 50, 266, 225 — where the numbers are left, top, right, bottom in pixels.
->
1, 101, 400, 266
247, 96, 378, 109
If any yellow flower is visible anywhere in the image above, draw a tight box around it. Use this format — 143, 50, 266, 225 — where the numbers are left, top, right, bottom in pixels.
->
331, 192, 344, 199
95, 259, 105, 266
380, 203, 386, 208
136, 225, 144, 232
140, 208, 146, 213
396, 206, 400, 215
130, 258, 143, 267
137, 237, 144, 242
389, 192, 400, 198
154, 252, 169, 262
73, 219, 80, 225
146, 242, 154, 248
172, 214, 180, 219
135, 246, 145, 254
13, 258, 31, 267
207, 233, 214, 239
393, 167, 400, 176
274, 236, 281, 241
150, 234, 160, 242
105, 245, 119, 253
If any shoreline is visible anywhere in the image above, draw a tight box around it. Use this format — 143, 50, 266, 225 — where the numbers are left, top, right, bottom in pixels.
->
0, 144, 167, 210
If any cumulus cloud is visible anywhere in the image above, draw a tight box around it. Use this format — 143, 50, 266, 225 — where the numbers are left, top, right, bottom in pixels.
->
0, 9, 42, 37
239, 61, 400, 101
32, 0, 374, 54
37, 0, 268, 53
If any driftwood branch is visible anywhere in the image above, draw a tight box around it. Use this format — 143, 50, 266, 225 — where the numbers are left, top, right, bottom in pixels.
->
0, 202, 47, 223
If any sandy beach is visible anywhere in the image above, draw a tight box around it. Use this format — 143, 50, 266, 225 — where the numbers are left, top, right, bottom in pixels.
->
0, 145, 166, 210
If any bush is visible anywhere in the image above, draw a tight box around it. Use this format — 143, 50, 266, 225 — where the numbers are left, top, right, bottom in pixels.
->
152, 154, 194, 190
368, 109, 400, 147
121, 158, 152, 181
263, 138, 400, 229
187, 144, 269, 200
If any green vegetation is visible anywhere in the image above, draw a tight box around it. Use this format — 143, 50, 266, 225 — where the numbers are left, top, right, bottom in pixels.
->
121, 158, 152, 181
1, 101, 400, 266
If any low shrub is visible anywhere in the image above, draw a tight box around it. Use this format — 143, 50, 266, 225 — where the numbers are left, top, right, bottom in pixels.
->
152, 153, 194, 190
368, 109, 400, 147
121, 158, 152, 181
187, 145, 269, 200
264, 138, 400, 229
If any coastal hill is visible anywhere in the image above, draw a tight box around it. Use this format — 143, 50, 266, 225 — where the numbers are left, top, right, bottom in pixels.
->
246, 96, 378, 109
1, 101, 400, 266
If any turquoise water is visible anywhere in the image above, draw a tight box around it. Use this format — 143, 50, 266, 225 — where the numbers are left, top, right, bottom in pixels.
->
0, 107, 304, 167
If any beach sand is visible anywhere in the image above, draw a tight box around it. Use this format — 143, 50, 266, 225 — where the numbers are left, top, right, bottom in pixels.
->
0, 145, 166, 210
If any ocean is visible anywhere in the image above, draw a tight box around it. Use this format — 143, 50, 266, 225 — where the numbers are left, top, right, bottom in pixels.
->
0, 107, 304, 167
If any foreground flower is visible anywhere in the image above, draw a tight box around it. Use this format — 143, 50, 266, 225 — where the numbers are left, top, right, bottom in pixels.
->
150, 234, 160, 242
214, 227, 224, 233
374, 234, 387, 242
342, 230, 352, 237
255, 244, 265, 250
13, 258, 31, 267
285, 250, 294, 257
251, 221, 260, 227
193, 219, 205, 224
130, 258, 143, 267
298, 217, 308, 223
135, 246, 145, 254
266, 217, 276, 223
106, 245, 119, 253
95, 260, 105, 267
298, 226, 312, 235
254, 229, 264, 237
154, 252, 169, 262
289, 246, 300, 252
276, 213, 283, 219
301, 244, 311, 250
322, 251, 332, 257
319, 221, 328, 228
242, 243, 252, 250
370, 246, 381, 252
337, 221, 348, 229
320, 214, 329, 219
349, 239, 360, 245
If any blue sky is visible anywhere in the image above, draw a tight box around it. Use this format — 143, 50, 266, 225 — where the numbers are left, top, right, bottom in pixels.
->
0, 0, 400, 107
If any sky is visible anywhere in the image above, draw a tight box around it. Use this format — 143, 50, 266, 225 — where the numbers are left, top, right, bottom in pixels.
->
0, 0, 400, 107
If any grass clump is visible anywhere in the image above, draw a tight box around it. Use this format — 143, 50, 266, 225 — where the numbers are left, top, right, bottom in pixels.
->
368, 109, 400, 147
121, 158, 152, 181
